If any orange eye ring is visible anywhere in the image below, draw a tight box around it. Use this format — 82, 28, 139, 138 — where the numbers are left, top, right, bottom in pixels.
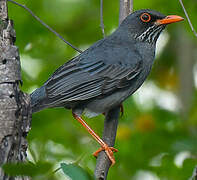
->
140, 13, 151, 22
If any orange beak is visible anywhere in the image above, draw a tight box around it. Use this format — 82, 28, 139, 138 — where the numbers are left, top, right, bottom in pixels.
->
156, 15, 184, 25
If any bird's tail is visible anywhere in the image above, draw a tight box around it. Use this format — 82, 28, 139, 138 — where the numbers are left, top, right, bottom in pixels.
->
31, 86, 47, 113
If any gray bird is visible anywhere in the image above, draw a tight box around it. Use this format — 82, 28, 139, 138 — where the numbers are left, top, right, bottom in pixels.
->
31, 9, 183, 165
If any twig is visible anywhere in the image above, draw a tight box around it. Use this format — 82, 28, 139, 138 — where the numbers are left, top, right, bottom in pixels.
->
189, 166, 197, 180
100, 0, 105, 37
94, 107, 120, 180
178, 0, 197, 38
7, 0, 83, 53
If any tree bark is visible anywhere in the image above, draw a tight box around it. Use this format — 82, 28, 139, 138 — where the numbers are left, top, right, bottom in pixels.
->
0, 0, 31, 179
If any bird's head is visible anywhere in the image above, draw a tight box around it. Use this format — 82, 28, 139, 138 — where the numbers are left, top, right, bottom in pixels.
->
120, 9, 184, 44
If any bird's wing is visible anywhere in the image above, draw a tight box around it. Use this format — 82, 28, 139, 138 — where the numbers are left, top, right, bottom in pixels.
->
45, 57, 142, 104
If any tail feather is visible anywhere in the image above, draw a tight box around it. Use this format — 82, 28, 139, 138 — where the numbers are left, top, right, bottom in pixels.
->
31, 86, 47, 113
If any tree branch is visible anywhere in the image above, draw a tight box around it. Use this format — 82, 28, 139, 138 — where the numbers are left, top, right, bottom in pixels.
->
0, 0, 31, 179
119, 0, 133, 25
100, 0, 105, 37
129, 0, 133, 15
94, 1, 133, 179
94, 107, 120, 180
189, 166, 197, 180
7, 0, 83, 53
178, 0, 197, 38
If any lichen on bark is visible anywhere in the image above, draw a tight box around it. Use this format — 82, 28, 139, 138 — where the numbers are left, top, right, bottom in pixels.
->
0, 0, 31, 179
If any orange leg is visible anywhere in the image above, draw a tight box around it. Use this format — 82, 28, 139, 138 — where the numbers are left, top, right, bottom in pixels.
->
72, 113, 118, 166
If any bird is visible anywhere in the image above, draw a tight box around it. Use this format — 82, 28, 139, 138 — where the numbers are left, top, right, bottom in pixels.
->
31, 9, 184, 166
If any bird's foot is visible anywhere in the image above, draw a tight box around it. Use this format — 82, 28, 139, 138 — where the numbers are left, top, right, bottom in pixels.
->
93, 144, 118, 166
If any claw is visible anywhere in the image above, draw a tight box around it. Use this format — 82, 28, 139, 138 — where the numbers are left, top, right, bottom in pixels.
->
93, 144, 118, 166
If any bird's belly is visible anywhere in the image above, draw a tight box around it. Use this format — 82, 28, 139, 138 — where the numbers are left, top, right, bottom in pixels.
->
84, 88, 135, 117
83, 68, 151, 117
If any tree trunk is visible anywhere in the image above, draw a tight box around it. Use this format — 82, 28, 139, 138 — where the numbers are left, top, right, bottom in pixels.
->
0, 0, 31, 179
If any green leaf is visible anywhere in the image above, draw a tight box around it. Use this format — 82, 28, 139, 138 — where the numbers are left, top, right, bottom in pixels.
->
60, 163, 92, 180
2, 161, 53, 177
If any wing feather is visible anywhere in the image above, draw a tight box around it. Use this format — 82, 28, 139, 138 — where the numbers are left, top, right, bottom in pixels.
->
45, 58, 142, 104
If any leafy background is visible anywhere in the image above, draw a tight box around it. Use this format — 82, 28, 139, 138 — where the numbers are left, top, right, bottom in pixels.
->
6, 0, 197, 179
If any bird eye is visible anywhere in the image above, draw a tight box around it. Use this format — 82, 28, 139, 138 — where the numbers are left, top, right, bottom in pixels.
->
140, 13, 151, 22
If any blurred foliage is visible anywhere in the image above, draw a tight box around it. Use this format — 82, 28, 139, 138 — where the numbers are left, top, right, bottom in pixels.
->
3, 161, 53, 179
6, 0, 197, 179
